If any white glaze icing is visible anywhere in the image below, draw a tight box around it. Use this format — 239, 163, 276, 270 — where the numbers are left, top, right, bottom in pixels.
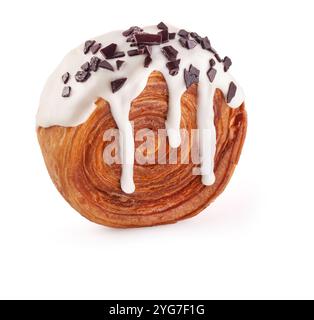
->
36, 24, 244, 194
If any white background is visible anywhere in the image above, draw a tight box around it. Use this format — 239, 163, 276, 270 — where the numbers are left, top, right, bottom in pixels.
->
0, 0, 313, 300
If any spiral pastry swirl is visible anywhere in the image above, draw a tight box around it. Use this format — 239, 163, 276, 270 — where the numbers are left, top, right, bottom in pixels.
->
37, 71, 247, 227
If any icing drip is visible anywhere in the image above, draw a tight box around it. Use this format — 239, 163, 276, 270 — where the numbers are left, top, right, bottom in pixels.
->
111, 97, 135, 194
36, 24, 244, 194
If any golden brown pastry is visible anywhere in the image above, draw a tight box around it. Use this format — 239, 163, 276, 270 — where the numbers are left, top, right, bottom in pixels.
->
36, 23, 247, 228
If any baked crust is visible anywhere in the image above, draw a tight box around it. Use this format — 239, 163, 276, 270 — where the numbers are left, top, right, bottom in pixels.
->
37, 71, 247, 227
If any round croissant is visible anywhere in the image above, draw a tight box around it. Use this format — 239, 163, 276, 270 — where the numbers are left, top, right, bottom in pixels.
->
37, 71, 247, 228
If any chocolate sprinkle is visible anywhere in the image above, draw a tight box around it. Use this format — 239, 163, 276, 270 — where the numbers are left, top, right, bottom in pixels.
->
75, 70, 90, 82
166, 59, 181, 76
100, 43, 117, 58
111, 78, 127, 93
223, 56, 232, 72
227, 81, 237, 103
84, 40, 95, 54
178, 29, 189, 38
91, 43, 101, 54
169, 32, 176, 40
134, 33, 162, 45
70, 27, 232, 101
90, 56, 100, 72
207, 68, 217, 83
209, 58, 216, 67
81, 62, 90, 72
62, 72, 70, 84
116, 60, 125, 70
62, 86, 71, 97
158, 30, 169, 43
161, 45, 178, 61
99, 60, 114, 71
201, 37, 211, 50
144, 55, 152, 68
184, 64, 200, 88
157, 22, 168, 30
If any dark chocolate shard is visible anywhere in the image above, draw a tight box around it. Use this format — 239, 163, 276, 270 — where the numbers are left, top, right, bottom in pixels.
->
209, 47, 217, 55
62, 72, 70, 84
169, 32, 176, 40
62, 86, 71, 97
190, 32, 202, 43
179, 38, 187, 48
107, 51, 125, 59
189, 65, 200, 77
116, 60, 125, 70
190, 32, 199, 38
184, 64, 200, 88
122, 26, 143, 37
157, 22, 168, 30
134, 33, 162, 45
126, 36, 136, 42
144, 55, 152, 68
209, 58, 216, 67
132, 26, 143, 33
214, 52, 222, 62
100, 43, 117, 58
122, 27, 136, 37
99, 60, 114, 71
81, 62, 90, 71
91, 43, 101, 54
207, 67, 217, 83
144, 45, 152, 56
223, 56, 232, 72
127, 49, 143, 56
111, 78, 127, 93
186, 39, 197, 49
227, 81, 237, 103
178, 29, 189, 38
158, 29, 169, 43
208, 46, 222, 62
75, 70, 91, 82
161, 45, 178, 61
184, 70, 194, 88
84, 40, 95, 54
136, 44, 147, 50
201, 36, 211, 50
90, 56, 100, 72
166, 59, 180, 76
180, 38, 197, 49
